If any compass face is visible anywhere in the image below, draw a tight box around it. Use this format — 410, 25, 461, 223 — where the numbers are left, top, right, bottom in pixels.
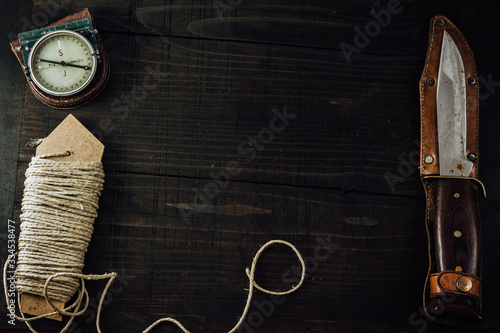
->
28, 30, 97, 96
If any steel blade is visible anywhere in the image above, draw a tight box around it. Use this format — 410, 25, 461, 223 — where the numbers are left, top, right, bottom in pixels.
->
436, 30, 473, 176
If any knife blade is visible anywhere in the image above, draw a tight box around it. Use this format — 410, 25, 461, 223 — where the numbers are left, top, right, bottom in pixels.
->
419, 16, 483, 325
436, 30, 473, 177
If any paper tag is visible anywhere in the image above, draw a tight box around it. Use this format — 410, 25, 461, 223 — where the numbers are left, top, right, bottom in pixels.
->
36, 114, 104, 162
20, 114, 104, 321
20, 294, 65, 321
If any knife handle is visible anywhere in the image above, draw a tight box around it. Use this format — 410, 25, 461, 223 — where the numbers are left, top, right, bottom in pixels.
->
423, 177, 482, 323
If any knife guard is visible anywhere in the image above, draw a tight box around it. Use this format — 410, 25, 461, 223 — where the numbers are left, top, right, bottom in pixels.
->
420, 16, 482, 325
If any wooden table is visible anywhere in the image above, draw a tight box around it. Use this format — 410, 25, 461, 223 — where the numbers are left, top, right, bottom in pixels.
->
1, 1, 499, 332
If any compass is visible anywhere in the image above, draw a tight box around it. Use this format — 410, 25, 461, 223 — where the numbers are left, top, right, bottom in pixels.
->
11, 9, 109, 109
28, 30, 98, 96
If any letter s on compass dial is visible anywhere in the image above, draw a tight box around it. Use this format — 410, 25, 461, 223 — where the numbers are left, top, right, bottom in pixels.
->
28, 30, 97, 96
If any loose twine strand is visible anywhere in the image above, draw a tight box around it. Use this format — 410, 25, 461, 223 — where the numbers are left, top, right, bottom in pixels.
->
4, 154, 306, 333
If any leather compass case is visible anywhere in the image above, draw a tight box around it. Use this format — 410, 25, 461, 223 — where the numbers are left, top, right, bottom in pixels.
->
9, 8, 110, 109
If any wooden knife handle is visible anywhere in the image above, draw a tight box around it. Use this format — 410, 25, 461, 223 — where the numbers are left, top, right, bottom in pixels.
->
423, 177, 482, 323
433, 178, 481, 274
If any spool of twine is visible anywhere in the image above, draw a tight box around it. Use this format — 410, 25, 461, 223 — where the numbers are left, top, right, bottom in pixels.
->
15, 154, 104, 302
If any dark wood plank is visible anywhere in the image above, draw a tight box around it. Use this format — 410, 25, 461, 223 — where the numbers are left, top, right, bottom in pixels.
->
0, 1, 34, 330
0, 1, 31, 228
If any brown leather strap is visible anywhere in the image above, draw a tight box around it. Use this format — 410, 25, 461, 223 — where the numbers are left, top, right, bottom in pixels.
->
430, 271, 481, 299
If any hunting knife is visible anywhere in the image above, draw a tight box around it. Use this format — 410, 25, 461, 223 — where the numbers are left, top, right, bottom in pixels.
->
419, 16, 484, 324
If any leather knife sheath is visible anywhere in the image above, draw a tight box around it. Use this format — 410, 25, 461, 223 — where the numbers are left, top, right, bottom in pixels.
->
420, 16, 482, 325
9, 8, 110, 109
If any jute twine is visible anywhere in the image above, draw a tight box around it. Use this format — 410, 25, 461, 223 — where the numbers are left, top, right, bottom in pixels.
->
4, 154, 306, 333
15, 153, 104, 303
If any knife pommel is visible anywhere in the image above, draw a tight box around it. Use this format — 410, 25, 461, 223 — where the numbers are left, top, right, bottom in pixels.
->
419, 16, 483, 325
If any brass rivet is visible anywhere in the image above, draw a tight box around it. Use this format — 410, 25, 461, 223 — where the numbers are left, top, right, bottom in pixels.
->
454, 230, 462, 238
456, 276, 473, 292
454, 193, 460, 198
455, 266, 462, 272
425, 155, 434, 164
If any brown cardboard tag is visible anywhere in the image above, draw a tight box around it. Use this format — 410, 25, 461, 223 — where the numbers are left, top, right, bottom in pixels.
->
20, 294, 66, 321
36, 114, 104, 162
20, 114, 104, 321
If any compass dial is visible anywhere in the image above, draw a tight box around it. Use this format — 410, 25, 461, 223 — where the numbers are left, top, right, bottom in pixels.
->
28, 30, 97, 96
